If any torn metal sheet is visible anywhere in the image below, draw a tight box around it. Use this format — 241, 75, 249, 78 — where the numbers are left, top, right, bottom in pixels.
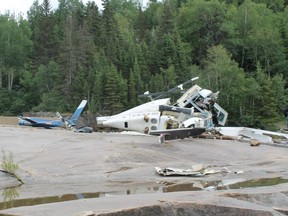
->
155, 165, 224, 177
217, 127, 288, 143
155, 167, 204, 177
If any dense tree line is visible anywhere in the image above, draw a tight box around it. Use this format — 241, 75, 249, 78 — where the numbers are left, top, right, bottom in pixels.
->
0, 0, 288, 129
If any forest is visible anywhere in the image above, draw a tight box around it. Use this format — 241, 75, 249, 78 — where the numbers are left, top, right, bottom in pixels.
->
0, 0, 288, 129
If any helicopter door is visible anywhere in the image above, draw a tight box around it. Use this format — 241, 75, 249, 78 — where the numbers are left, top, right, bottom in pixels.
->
213, 103, 228, 126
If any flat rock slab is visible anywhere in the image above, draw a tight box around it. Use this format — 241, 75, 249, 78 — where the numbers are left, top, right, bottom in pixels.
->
2, 187, 288, 216
0, 125, 288, 215
0, 171, 21, 189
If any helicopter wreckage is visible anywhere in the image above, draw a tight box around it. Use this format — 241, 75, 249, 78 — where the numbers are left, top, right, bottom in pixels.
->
96, 77, 227, 140
96, 77, 288, 145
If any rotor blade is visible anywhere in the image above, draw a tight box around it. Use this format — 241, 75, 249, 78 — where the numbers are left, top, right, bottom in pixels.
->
138, 77, 199, 100
153, 77, 199, 100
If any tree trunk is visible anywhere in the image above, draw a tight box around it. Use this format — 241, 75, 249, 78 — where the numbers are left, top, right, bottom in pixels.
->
8, 67, 14, 91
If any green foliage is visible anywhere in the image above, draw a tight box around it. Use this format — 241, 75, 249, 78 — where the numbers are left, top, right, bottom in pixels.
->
102, 64, 126, 115
0, 0, 287, 128
177, 0, 227, 63
0, 14, 32, 91
33, 91, 62, 112
1, 149, 22, 184
128, 70, 137, 108
1, 149, 18, 174
0, 89, 12, 115
200, 45, 285, 128
251, 64, 283, 128
202, 45, 247, 125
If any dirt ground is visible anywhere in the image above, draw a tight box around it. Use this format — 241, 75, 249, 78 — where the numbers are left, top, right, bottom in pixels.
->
0, 117, 18, 125
0, 124, 288, 216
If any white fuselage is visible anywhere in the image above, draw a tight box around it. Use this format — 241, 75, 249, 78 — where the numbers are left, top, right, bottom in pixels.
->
97, 98, 174, 134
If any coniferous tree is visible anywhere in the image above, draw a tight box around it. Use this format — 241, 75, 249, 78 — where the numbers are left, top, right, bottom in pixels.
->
74, 21, 96, 102
28, 0, 59, 103
128, 70, 137, 108
85, 1, 103, 47
32, 0, 57, 67
271, 74, 288, 116
132, 58, 144, 96
91, 67, 104, 113
252, 64, 279, 129
115, 12, 137, 79
102, 64, 125, 115
102, 0, 121, 67
135, 7, 146, 42
58, 14, 77, 99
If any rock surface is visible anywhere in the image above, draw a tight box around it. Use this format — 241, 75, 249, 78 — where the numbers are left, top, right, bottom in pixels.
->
0, 125, 288, 216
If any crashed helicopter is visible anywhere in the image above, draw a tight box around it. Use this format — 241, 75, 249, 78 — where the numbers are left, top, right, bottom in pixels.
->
18, 99, 93, 133
96, 77, 228, 140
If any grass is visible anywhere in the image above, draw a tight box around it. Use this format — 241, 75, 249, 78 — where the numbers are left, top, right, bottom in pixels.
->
1, 149, 23, 184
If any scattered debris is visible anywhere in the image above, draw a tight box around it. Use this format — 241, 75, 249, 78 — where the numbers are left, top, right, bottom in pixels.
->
204, 186, 216, 191
216, 127, 288, 146
74, 126, 93, 133
250, 139, 261, 147
159, 133, 166, 146
199, 131, 235, 140
155, 164, 227, 177
234, 171, 244, 174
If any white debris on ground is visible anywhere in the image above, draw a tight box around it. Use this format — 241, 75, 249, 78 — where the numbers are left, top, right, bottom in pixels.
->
155, 164, 230, 177
215, 127, 288, 145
